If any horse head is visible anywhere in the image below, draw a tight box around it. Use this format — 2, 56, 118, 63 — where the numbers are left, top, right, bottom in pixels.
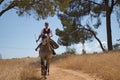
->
42, 34, 50, 46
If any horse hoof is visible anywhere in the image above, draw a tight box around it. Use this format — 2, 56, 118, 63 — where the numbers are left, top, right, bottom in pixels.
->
41, 76, 47, 80
43, 76, 47, 79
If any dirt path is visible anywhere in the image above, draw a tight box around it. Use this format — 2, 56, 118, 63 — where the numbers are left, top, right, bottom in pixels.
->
33, 65, 101, 80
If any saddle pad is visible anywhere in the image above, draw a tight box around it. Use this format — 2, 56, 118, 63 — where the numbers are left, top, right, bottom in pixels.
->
50, 39, 59, 49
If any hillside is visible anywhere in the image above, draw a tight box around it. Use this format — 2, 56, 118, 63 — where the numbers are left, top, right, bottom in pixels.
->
0, 51, 120, 80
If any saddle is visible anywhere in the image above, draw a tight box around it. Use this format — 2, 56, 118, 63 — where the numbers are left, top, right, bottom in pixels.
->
41, 34, 59, 49
50, 39, 59, 49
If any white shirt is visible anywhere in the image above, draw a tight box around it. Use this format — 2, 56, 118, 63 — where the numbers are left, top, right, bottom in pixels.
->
40, 27, 53, 37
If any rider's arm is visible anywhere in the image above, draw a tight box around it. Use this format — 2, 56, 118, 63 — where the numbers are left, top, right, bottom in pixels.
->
50, 28, 53, 37
36, 34, 41, 42
36, 29, 44, 42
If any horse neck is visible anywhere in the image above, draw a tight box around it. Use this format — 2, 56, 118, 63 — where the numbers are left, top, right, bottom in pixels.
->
46, 42, 51, 50
42, 41, 51, 51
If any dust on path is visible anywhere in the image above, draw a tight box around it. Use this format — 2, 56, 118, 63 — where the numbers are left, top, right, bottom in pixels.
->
33, 66, 102, 80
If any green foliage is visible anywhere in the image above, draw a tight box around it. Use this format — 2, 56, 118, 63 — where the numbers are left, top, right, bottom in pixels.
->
92, 52, 98, 54
82, 49, 86, 54
56, 28, 71, 46
62, 47, 76, 55
116, 0, 120, 5
64, 0, 91, 17
0, 0, 57, 19
113, 43, 120, 50
57, 0, 72, 11
16, 0, 57, 19
113, 44, 120, 49
57, 0, 120, 51
113, 39, 120, 50
56, 11, 94, 46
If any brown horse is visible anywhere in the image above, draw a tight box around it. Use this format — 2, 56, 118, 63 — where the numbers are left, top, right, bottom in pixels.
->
39, 35, 53, 78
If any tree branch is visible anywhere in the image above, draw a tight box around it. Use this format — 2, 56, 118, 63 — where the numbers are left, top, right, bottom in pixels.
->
71, 26, 106, 52
0, 0, 4, 4
113, 0, 119, 5
81, 27, 106, 52
0, 1, 16, 16
88, 0, 101, 6
110, 0, 114, 14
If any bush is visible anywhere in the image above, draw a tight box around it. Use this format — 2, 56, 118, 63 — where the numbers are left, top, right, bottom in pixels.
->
62, 47, 76, 55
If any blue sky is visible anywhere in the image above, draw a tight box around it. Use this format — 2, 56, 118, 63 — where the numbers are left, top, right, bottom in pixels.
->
0, 9, 120, 59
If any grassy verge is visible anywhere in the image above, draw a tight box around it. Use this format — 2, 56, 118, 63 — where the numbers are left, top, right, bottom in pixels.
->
0, 51, 120, 80
54, 51, 120, 80
0, 57, 40, 80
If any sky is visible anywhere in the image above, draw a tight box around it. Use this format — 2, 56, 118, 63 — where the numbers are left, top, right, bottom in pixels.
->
0, 9, 120, 59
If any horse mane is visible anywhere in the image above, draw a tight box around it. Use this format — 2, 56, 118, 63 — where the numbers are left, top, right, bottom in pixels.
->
41, 34, 47, 39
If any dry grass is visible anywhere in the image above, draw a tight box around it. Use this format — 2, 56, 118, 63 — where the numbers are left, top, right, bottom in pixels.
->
0, 57, 40, 80
0, 51, 120, 80
54, 51, 120, 80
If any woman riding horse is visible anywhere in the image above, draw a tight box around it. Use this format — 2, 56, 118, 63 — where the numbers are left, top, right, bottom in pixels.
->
35, 22, 59, 77
35, 22, 56, 55
39, 35, 53, 76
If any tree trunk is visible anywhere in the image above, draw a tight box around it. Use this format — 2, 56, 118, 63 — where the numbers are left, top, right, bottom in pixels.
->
104, 0, 113, 51
106, 10, 113, 51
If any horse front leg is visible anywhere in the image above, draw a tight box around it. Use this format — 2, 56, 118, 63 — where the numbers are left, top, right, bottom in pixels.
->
46, 59, 50, 75
41, 58, 45, 76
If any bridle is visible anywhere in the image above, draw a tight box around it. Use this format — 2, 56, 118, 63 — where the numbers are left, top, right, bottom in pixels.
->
42, 36, 50, 46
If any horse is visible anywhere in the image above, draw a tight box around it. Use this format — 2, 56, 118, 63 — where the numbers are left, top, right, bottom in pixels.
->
39, 35, 53, 78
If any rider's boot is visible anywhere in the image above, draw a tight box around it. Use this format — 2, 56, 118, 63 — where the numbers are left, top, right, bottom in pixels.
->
35, 43, 42, 51
52, 49, 56, 55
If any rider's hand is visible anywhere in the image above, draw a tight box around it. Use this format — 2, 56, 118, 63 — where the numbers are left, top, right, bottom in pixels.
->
50, 35, 53, 37
35, 48, 37, 51
36, 40, 38, 43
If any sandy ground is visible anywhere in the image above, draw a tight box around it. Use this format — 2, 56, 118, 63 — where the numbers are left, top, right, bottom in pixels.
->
33, 65, 102, 80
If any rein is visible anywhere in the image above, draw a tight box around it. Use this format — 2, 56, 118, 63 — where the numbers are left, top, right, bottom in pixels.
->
41, 38, 51, 51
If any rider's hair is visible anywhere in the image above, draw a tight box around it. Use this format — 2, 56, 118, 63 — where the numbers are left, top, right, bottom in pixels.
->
45, 22, 48, 25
